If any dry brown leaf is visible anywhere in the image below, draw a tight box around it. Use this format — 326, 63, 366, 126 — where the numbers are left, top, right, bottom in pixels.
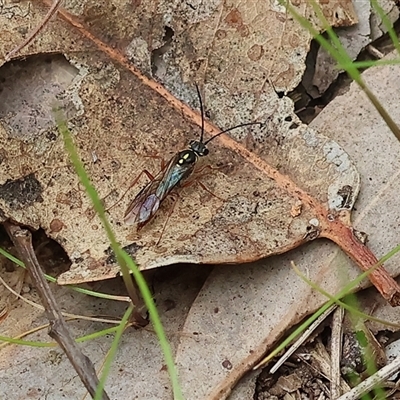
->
1, 2, 400, 400
174, 51, 400, 399
0, 1, 397, 305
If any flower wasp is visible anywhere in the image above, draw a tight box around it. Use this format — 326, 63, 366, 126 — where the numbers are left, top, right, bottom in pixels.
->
124, 85, 262, 232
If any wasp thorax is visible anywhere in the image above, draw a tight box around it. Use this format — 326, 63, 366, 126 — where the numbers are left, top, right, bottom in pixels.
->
177, 149, 197, 165
189, 140, 209, 156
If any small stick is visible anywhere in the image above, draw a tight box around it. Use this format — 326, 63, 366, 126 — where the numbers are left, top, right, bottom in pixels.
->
5, 0, 63, 61
330, 306, 344, 399
4, 221, 110, 400
366, 45, 384, 60
337, 356, 400, 400
267, 304, 337, 373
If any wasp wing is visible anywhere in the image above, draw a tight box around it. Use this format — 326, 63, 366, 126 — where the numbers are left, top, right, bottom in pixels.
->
124, 153, 195, 226
124, 171, 168, 226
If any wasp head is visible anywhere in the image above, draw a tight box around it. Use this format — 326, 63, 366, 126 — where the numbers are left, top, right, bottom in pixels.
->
189, 140, 209, 157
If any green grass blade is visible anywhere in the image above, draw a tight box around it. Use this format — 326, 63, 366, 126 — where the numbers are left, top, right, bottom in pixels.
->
370, 0, 400, 55
0, 247, 126, 301
0, 335, 55, 347
281, 0, 400, 142
256, 243, 400, 368
0, 325, 125, 348
293, 261, 400, 329
94, 305, 133, 400
55, 112, 183, 399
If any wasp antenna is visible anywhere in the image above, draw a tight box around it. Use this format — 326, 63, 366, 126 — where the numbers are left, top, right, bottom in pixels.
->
204, 121, 263, 145
195, 84, 206, 144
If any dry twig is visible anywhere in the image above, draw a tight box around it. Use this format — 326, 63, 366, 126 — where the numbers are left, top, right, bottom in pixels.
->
266, 305, 336, 373
331, 306, 344, 398
5, 0, 63, 61
337, 355, 400, 400
4, 221, 110, 400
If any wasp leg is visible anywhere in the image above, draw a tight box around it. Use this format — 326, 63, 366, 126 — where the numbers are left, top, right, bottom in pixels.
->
106, 152, 169, 215
182, 164, 228, 201
182, 179, 225, 201
154, 193, 181, 246
143, 154, 167, 170
192, 163, 230, 175
105, 169, 155, 213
